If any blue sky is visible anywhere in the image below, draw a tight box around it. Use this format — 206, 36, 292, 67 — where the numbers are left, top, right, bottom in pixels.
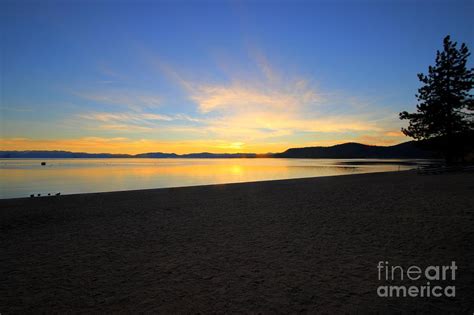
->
1, 0, 472, 153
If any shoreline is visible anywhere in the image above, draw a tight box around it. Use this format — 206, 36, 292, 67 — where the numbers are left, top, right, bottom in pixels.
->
1, 169, 414, 201
1, 171, 473, 312
1, 158, 427, 200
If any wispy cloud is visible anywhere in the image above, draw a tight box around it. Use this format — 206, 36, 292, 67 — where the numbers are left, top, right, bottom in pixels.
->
73, 90, 162, 111
189, 80, 320, 114
159, 51, 399, 144
79, 112, 173, 123
0, 106, 34, 112
76, 111, 201, 133
97, 63, 128, 81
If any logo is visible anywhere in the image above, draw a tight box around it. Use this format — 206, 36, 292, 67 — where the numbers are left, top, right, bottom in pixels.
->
377, 261, 457, 298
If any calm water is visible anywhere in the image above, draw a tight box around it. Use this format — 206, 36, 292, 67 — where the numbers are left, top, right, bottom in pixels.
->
0, 158, 424, 199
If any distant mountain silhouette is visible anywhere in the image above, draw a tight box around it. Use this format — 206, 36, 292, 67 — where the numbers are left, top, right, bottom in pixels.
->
0, 141, 436, 159
274, 141, 435, 159
0, 150, 132, 158
134, 152, 179, 158
181, 153, 257, 158
0, 150, 258, 159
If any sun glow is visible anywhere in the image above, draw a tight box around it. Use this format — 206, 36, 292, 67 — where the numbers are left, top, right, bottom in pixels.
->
0, 137, 286, 154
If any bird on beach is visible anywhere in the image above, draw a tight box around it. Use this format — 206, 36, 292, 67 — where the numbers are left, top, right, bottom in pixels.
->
30, 194, 34, 198
56, 193, 61, 196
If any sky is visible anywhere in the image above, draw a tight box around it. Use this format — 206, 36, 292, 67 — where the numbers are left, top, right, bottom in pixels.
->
1, 0, 473, 154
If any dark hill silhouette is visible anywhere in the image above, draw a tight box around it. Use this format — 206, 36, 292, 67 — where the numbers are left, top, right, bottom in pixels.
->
274, 141, 436, 159
0, 141, 437, 159
181, 153, 257, 158
134, 152, 179, 158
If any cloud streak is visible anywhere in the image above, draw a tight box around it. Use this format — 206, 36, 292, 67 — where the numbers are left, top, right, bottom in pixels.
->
165, 53, 399, 144
74, 90, 162, 111
76, 111, 202, 133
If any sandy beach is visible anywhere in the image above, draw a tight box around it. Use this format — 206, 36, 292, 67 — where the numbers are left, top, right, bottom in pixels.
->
1, 170, 473, 313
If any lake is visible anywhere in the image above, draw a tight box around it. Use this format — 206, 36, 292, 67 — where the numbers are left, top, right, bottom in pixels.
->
0, 158, 427, 199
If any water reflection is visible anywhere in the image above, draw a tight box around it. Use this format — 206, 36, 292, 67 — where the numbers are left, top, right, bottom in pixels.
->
0, 158, 424, 199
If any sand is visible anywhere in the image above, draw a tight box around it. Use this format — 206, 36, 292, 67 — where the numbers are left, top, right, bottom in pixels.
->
1, 171, 473, 313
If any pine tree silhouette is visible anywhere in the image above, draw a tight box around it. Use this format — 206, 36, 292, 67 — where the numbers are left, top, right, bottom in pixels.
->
400, 35, 474, 162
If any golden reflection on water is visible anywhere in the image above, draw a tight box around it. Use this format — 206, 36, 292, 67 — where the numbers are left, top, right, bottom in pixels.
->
1, 158, 414, 198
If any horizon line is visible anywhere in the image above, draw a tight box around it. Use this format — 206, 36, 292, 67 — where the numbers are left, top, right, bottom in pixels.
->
0, 140, 412, 156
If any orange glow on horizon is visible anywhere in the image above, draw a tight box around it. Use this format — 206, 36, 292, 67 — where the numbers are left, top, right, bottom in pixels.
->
0, 136, 406, 155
